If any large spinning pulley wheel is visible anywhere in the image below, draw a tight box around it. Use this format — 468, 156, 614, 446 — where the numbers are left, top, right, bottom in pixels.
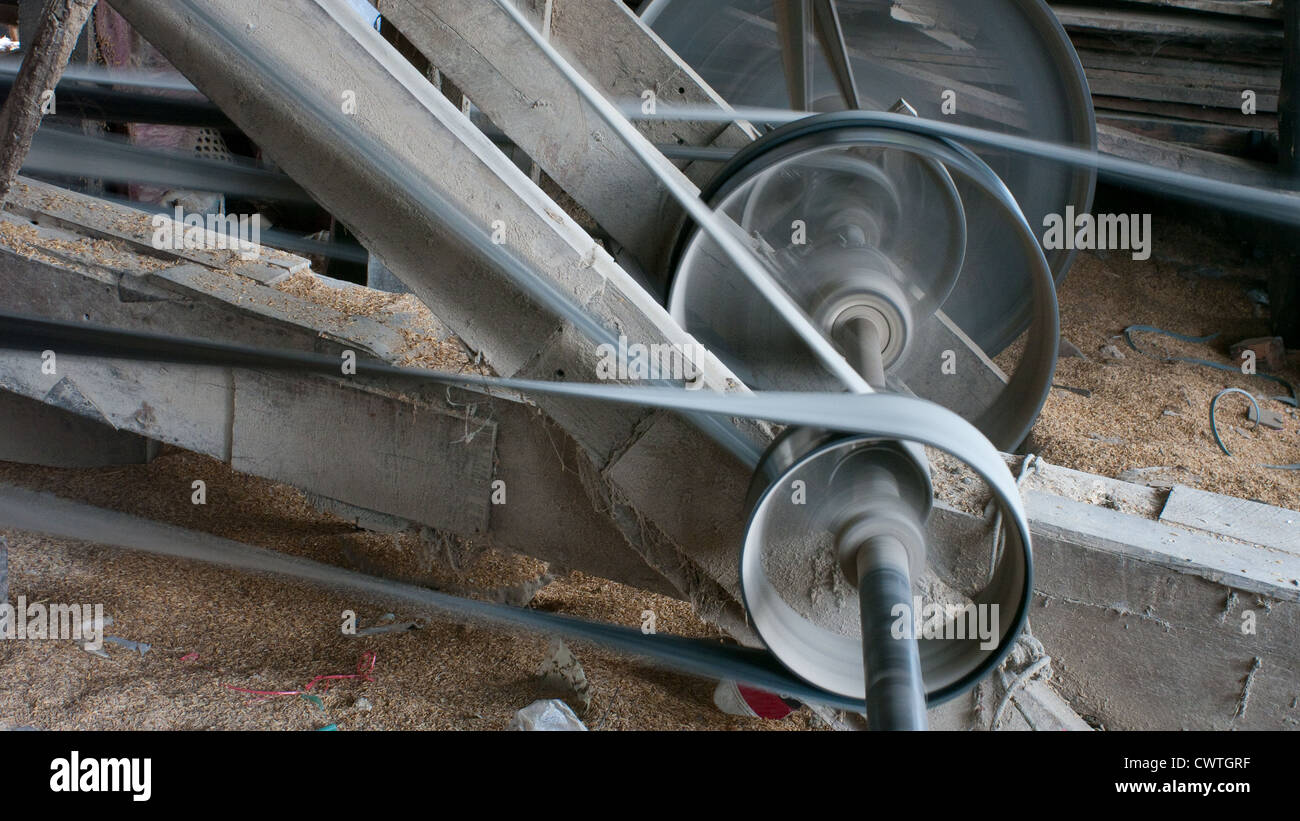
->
669, 113, 1060, 451
644, 0, 1096, 355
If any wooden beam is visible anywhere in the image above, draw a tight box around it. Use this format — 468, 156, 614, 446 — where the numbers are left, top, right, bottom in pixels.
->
0, 176, 684, 598
1093, 94, 1278, 130
1084, 69, 1278, 113
1051, 3, 1284, 43
375, 0, 755, 276
1097, 123, 1288, 189
1281, 0, 1300, 176
928, 458, 1300, 729
0, 0, 95, 203
104, 0, 765, 638
1160, 485, 1300, 554
1096, 112, 1277, 160
1084, 0, 1284, 20
1271, 0, 1299, 343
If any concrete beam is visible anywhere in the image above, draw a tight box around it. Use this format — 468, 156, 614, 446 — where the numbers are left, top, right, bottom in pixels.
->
0, 182, 676, 595
0, 388, 157, 468
929, 459, 1300, 730
376, 0, 755, 277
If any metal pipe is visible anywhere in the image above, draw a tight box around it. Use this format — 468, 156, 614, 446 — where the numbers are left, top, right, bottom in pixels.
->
841, 316, 886, 390
857, 535, 928, 730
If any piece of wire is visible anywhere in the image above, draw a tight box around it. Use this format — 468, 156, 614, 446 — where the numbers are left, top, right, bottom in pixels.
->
223, 652, 378, 700
1124, 325, 1297, 406
1209, 387, 1261, 457
1207, 388, 1300, 470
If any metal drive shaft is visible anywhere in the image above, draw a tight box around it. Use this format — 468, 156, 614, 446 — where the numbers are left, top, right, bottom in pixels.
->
841, 316, 888, 391
838, 322, 927, 728
857, 535, 928, 730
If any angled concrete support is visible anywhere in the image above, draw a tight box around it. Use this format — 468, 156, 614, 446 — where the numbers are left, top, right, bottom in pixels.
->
930, 460, 1300, 731
376, 0, 755, 277
0, 179, 676, 595
0, 388, 157, 468
104, 0, 764, 634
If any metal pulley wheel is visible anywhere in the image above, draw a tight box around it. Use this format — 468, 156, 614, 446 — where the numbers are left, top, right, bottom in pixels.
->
643, 0, 1096, 355
667, 117, 1049, 716
742, 428, 1032, 705
669, 113, 1060, 451
663, 109, 1056, 715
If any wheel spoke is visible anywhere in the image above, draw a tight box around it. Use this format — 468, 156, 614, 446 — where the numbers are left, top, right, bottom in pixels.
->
774, 0, 814, 111
812, 0, 861, 110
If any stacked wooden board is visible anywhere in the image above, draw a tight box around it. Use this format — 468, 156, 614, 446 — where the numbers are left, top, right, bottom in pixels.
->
1047, 0, 1292, 185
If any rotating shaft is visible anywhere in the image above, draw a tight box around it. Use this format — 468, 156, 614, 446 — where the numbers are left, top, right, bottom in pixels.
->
857, 535, 927, 730
834, 443, 930, 730
839, 315, 887, 390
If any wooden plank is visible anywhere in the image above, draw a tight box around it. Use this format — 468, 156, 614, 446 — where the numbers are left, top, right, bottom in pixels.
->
1096, 112, 1277, 158
376, 0, 759, 273
1051, 4, 1284, 43
1160, 484, 1300, 554
0, 249, 496, 537
5, 176, 309, 284
377, 0, 688, 273
927, 470, 1300, 729
1028, 490, 1300, 599
1072, 25, 1281, 58
0, 205, 678, 597
1084, 0, 1284, 20
1077, 49, 1280, 90
1097, 123, 1288, 188
1071, 33, 1280, 66
152, 264, 412, 362
1083, 66, 1279, 112
1030, 525, 1300, 730
1093, 94, 1278, 129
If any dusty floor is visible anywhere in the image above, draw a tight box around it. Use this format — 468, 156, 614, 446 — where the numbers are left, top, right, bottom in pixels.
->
1, 210, 1296, 731
0, 449, 817, 731
1034, 223, 1299, 509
